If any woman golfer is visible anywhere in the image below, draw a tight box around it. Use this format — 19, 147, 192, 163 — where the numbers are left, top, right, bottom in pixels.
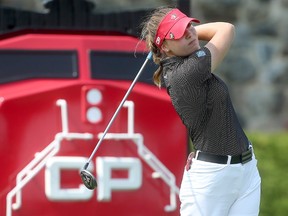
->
140, 7, 261, 216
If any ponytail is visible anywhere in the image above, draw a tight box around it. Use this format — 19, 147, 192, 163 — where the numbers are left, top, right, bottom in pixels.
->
140, 7, 173, 87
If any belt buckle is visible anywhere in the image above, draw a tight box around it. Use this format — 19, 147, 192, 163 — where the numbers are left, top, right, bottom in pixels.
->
241, 148, 252, 164
227, 155, 232, 164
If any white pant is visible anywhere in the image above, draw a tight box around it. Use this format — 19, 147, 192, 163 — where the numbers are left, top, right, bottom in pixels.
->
179, 154, 261, 216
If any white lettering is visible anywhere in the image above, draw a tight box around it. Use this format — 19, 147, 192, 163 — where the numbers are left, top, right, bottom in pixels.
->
45, 157, 93, 201
44, 156, 142, 202
97, 157, 142, 201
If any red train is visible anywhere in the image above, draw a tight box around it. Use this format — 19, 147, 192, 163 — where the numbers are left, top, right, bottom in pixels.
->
0, 31, 188, 216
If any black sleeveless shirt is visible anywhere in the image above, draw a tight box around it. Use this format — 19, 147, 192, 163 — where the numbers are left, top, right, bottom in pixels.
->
162, 47, 249, 156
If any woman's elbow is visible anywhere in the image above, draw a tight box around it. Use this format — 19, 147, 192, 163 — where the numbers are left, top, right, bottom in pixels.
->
226, 23, 235, 38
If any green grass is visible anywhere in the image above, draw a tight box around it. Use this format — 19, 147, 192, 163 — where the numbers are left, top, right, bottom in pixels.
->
247, 132, 288, 216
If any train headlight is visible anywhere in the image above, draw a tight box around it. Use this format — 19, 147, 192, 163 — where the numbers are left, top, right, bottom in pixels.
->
82, 87, 103, 124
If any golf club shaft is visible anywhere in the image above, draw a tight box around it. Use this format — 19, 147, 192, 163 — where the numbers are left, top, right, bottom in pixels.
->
85, 52, 153, 167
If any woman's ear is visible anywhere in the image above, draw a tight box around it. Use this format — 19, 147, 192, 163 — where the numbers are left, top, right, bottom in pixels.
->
161, 43, 169, 53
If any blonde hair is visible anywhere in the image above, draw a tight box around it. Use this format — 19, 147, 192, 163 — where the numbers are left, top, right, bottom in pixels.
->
140, 7, 174, 87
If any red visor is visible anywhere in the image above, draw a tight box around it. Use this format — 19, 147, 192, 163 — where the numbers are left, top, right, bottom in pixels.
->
154, 9, 200, 48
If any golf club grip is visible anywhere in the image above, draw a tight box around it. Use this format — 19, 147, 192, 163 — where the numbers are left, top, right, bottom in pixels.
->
147, 51, 152, 60
85, 52, 152, 164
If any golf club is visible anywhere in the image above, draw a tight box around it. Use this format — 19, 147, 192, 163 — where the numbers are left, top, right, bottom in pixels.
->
80, 51, 153, 190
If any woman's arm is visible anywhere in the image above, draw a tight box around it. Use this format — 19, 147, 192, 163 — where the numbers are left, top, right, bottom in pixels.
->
195, 22, 235, 72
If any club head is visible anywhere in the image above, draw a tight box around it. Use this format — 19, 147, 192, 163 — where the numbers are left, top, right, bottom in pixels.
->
80, 169, 97, 190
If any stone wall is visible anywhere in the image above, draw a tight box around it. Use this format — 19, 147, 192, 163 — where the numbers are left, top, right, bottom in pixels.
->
1, 0, 287, 131
192, 0, 288, 131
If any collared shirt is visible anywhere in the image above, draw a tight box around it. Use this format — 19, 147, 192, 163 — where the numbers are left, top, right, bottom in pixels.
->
162, 47, 249, 156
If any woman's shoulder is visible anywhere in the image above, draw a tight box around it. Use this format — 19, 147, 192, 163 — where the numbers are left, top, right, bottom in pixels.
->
190, 47, 211, 59
179, 47, 211, 70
